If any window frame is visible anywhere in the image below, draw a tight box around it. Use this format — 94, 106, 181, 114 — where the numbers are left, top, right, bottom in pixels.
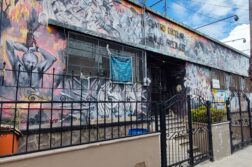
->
66, 31, 145, 83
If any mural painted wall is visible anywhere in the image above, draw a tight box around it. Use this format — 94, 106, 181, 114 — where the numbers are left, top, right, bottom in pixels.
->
0, 0, 148, 128
0, 0, 248, 129
0, 0, 64, 100
184, 63, 211, 100
44, 0, 249, 76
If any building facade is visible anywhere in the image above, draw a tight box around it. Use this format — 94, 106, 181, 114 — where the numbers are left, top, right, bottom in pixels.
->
0, 0, 250, 152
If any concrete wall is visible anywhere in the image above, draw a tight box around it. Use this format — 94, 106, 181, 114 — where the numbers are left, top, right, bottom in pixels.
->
0, 133, 160, 167
211, 122, 231, 161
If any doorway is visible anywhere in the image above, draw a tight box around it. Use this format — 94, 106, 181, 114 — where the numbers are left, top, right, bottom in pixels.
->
147, 52, 186, 102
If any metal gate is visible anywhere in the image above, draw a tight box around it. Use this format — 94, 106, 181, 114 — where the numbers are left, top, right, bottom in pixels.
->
159, 92, 212, 167
227, 92, 252, 153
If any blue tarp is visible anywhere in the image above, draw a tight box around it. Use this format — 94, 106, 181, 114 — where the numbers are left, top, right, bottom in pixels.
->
110, 55, 133, 83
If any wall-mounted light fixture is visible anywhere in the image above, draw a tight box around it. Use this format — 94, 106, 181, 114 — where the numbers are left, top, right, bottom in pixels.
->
223, 38, 246, 44
195, 15, 239, 30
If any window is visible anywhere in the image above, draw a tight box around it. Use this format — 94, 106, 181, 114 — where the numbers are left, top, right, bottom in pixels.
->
211, 69, 225, 89
224, 73, 231, 90
230, 74, 240, 91
67, 33, 99, 76
243, 78, 250, 92
67, 32, 144, 82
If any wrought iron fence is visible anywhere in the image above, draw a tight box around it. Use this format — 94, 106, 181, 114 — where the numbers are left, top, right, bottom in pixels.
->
226, 91, 252, 153
0, 65, 157, 157
0, 100, 158, 158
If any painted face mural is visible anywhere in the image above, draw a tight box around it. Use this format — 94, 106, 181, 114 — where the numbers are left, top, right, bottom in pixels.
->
0, 0, 149, 129
0, 1, 65, 100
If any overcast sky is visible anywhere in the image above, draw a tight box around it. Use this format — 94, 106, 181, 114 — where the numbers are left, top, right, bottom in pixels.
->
142, 0, 250, 55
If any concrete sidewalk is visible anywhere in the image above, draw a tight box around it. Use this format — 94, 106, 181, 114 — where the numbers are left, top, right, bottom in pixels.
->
196, 145, 252, 167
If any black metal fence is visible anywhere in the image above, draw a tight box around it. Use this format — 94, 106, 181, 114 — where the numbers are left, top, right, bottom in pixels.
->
0, 65, 157, 157
226, 91, 252, 153
1, 64, 252, 165
158, 92, 213, 167
158, 91, 231, 167
0, 100, 157, 157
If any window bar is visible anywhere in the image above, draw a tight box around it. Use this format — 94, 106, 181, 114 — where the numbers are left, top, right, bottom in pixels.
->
88, 102, 91, 142
96, 75, 99, 142
62, 70, 65, 89
141, 102, 144, 131
104, 102, 106, 140
49, 68, 55, 149
60, 101, 63, 147
96, 102, 99, 141
124, 101, 127, 137
136, 101, 138, 130
26, 103, 31, 152
71, 71, 74, 89
38, 103, 42, 150
117, 101, 120, 138
1, 62, 6, 86
80, 79, 83, 144
146, 101, 150, 132
111, 101, 113, 139
130, 102, 133, 135
29, 66, 33, 87
12, 65, 21, 154
104, 79, 107, 139
70, 102, 73, 145
41, 69, 44, 88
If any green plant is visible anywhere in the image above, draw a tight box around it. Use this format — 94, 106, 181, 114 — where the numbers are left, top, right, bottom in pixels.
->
191, 106, 226, 124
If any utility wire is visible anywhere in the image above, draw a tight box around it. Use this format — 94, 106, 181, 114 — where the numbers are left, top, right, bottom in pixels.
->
149, 0, 163, 7
174, 0, 239, 24
148, 0, 247, 37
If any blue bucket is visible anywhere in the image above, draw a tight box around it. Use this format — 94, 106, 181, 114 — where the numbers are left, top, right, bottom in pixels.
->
128, 128, 148, 136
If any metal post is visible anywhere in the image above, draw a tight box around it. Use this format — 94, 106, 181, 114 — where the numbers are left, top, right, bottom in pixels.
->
238, 92, 244, 145
187, 95, 194, 166
206, 101, 213, 161
49, 68, 55, 149
246, 97, 252, 141
226, 99, 233, 153
160, 102, 167, 167
12, 65, 21, 153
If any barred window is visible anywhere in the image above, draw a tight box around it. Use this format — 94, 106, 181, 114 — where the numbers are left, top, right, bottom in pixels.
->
67, 32, 144, 82
211, 69, 225, 89
242, 78, 250, 92
230, 74, 240, 91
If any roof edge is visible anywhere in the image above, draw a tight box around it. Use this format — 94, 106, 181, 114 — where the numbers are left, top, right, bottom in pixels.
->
128, 0, 249, 58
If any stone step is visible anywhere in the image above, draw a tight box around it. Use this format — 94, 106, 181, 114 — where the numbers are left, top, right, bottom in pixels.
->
187, 146, 200, 153
180, 140, 190, 146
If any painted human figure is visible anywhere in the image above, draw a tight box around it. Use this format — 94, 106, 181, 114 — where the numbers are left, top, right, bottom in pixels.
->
6, 40, 56, 87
